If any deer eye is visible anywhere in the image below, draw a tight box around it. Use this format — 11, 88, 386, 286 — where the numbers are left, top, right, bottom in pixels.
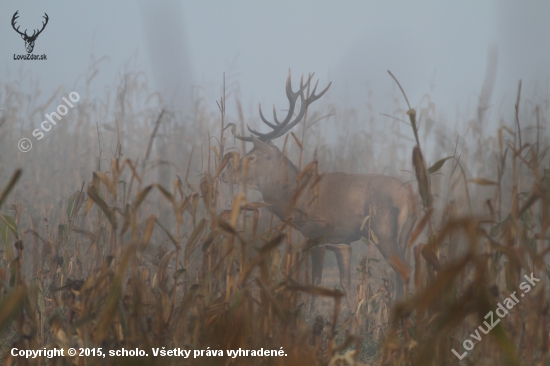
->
248, 156, 255, 162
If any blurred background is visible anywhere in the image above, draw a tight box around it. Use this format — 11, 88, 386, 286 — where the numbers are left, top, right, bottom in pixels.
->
1, 1, 549, 127
1, 2, 549, 364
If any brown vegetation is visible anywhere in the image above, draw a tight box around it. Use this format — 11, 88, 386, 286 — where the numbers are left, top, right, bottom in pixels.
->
0, 63, 549, 365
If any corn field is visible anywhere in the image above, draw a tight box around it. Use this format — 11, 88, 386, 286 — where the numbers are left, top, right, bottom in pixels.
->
0, 62, 549, 365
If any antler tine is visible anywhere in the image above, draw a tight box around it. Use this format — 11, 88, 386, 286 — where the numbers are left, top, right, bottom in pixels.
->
235, 135, 253, 142
258, 104, 277, 129
286, 71, 294, 99
234, 124, 263, 142
311, 79, 319, 96
235, 121, 281, 142
272, 104, 281, 126
235, 118, 277, 141
243, 122, 280, 141
308, 79, 332, 105
35, 13, 49, 36
285, 71, 312, 95
287, 71, 311, 99
300, 73, 315, 92
11, 11, 25, 36
247, 124, 268, 139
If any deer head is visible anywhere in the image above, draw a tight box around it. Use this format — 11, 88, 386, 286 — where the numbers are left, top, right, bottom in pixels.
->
12, 11, 49, 54
235, 137, 300, 198
232, 72, 331, 193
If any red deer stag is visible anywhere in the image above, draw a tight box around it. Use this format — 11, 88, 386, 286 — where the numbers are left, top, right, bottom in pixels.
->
231, 72, 417, 312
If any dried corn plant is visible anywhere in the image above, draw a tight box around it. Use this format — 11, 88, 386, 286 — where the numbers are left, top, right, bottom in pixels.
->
0, 63, 549, 366
377, 76, 550, 366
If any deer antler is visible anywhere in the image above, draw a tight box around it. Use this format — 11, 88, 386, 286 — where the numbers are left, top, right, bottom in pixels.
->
30, 13, 49, 39
236, 71, 331, 142
11, 11, 26, 37
12, 11, 49, 40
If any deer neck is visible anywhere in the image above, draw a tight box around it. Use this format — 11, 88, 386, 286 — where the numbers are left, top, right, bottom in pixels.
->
259, 158, 299, 219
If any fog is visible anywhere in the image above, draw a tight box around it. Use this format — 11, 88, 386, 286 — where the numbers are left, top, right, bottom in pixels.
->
2, 1, 549, 131
1, 4, 549, 362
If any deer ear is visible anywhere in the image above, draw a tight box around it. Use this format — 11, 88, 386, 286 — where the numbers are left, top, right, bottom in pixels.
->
252, 137, 276, 157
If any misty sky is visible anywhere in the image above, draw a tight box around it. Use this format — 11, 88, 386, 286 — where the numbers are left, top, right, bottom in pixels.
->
1, 1, 549, 135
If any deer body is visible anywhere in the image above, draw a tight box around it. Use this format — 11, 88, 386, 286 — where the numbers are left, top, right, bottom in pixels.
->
231, 72, 417, 312
239, 139, 416, 311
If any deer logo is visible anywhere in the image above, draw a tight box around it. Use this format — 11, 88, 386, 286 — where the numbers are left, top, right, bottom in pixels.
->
12, 11, 49, 54
226, 72, 417, 313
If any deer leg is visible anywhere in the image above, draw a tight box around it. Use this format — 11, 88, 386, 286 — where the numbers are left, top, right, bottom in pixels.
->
388, 253, 407, 299
375, 241, 407, 300
310, 245, 326, 312
328, 244, 354, 313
